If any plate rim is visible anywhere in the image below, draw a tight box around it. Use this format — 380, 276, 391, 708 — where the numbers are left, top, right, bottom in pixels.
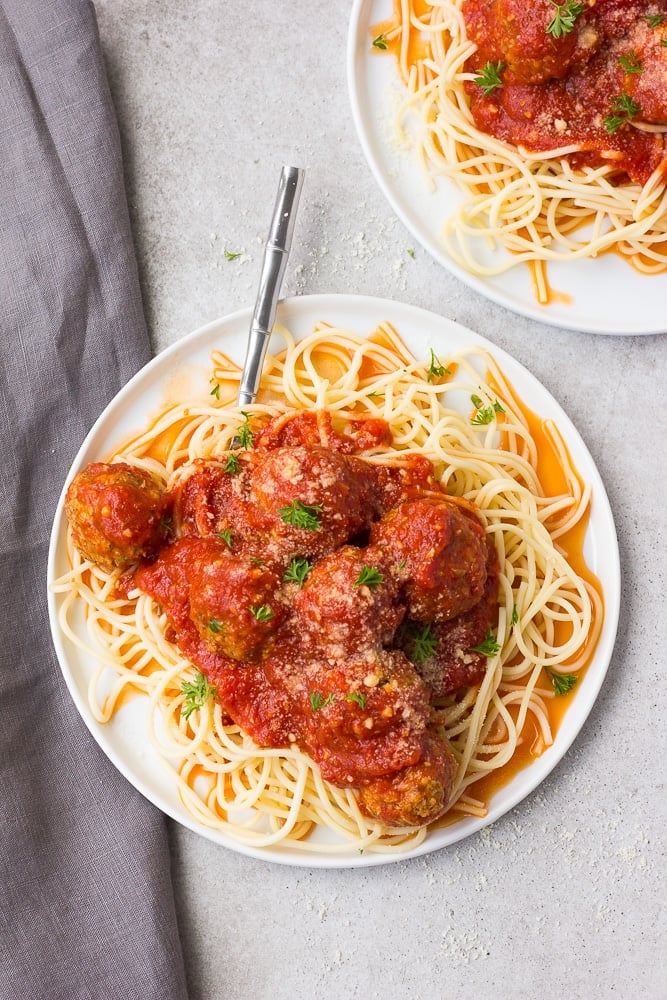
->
346, 0, 667, 337
47, 292, 622, 868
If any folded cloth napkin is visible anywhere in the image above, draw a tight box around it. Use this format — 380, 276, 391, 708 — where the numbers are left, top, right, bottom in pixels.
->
0, 2, 188, 997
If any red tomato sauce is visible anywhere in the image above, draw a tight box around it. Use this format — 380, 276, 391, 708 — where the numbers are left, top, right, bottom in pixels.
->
67, 411, 501, 828
462, 0, 667, 185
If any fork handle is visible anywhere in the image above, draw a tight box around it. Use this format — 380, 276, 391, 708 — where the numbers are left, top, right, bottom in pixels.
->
237, 165, 305, 407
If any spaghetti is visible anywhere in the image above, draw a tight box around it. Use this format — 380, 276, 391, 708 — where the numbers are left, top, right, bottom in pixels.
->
376, 0, 667, 302
53, 321, 602, 855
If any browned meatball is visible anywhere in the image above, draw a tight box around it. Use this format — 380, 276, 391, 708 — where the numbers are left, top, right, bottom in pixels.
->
357, 732, 457, 828
404, 538, 500, 698
171, 455, 254, 539
65, 461, 169, 572
371, 498, 488, 623
463, 0, 600, 85
266, 646, 431, 785
247, 446, 375, 558
187, 539, 285, 661
291, 544, 403, 655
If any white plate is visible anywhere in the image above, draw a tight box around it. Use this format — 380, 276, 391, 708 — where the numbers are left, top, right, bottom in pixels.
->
347, 0, 667, 335
47, 293, 620, 867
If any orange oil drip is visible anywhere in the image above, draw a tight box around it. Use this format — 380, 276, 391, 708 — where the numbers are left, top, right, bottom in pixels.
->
371, 0, 432, 70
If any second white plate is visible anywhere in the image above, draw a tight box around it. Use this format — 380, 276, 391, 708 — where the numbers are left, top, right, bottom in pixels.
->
347, 0, 667, 335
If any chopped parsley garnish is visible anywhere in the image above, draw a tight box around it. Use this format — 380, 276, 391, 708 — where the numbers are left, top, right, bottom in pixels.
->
510, 604, 519, 627
474, 61, 505, 96
471, 394, 505, 425
426, 348, 451, 382
372, 33, 388, 50
284, 557, 313, 588
604, 94, 642, 134
309, 691, 336, 712
546, 0, 585, 39
354, 566, 384, 589
645, 13, 666, 28
215, 529, 234, 549
278, 499, 323, 531
210, 383, 220, 399
406, 248, 416, 259
618, 52, 642, 74
346, 691, 368, 709
250, 604, 274, 622
224, 249, 243, 261
468, 629, 501, 657
546, 667, 578, 696
224, 453, 240, 474
208, 619, 225, 634
409, 623, 439, 664
236, 411, 254, 450
366, 390, 384, 398
181, 672, 217, 720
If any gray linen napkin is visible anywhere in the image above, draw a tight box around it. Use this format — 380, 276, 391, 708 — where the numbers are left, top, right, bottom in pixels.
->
0, 2, 188, 996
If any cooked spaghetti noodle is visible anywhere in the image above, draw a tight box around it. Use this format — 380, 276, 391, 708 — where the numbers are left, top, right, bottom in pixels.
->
377, 0, 667, 302
52, 320, 602, 854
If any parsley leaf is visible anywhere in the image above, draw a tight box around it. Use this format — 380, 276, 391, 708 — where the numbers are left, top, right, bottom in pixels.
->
474, 61, 505, 96
309, 691, 336, 712
546, 0, 585, 39
354, 566, 384, 589
284, 557, 313, 587
426, 347, 451, 382
618, 52, 642, 74
215, 529, 234, 549
468, 629, 501, 657
210, 383, 220, 399
546, 667, 578, 696
471, 395, 505, 425
645, 13, 666, 28
604, 94, 641, 134
224, 452, 240, 474
236, 411, 254, 450
346, 691, 368, 709
409, 623, 439, 664
224, 249, 243, 261
372, 33, 388, 50
208, 619, 225, 634
181, 672, 217, 720
278, 499, 323, 531
510, 604, 519, 627
250, 605, 274, 622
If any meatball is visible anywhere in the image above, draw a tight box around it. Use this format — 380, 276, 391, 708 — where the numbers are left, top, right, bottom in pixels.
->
266, 646, 431, 785
188, 539, 286, 661
618, 16, 667, 125
371, 498, 487, 623
65, 461, 169, 572
404, 539, 500, 698
357, 732, 457, 828
291, 544, 403, 655
171, 455, 254, 540
463, 0, 599, 85
247, 446, 375, 558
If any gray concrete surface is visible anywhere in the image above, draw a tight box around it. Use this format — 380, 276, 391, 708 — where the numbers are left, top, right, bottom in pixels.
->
93, 3, 666, 998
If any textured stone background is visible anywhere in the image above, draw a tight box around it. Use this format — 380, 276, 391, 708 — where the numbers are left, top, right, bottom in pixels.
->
93, 3, 666, 997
